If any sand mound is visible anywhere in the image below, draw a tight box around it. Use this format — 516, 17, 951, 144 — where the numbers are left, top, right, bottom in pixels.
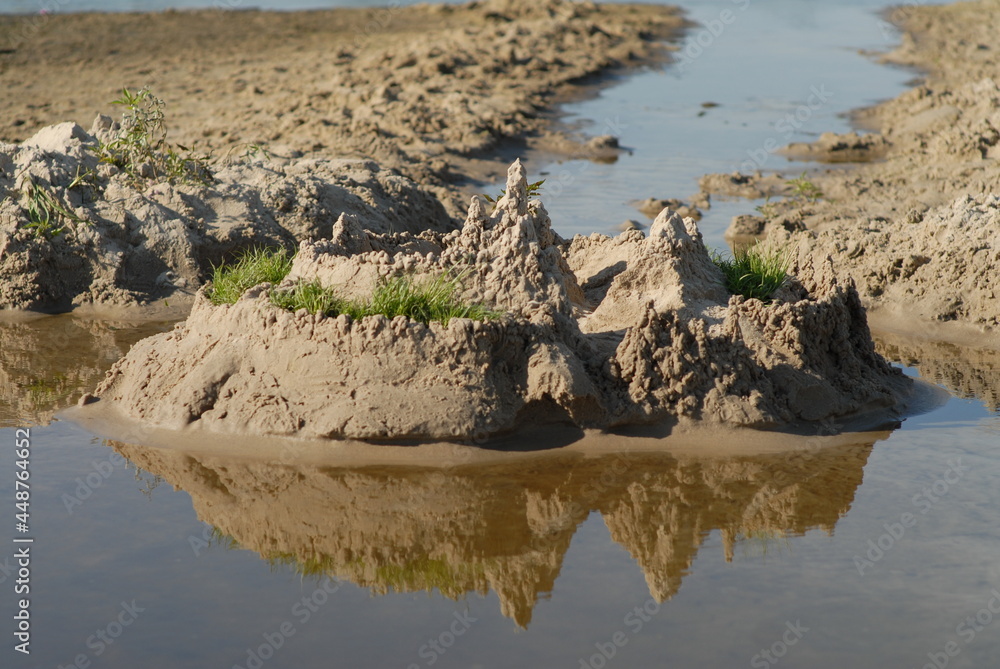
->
90, 160, 911, 440
774, 193, 1000, 335
0, 121, 450, 311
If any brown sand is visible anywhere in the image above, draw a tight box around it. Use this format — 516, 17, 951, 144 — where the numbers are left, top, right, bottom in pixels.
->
0, 0, 687, 311
4, 0, 994, 439
87, 162, 915, 440
0, 0, 687, 202
719, 0, 1000, 348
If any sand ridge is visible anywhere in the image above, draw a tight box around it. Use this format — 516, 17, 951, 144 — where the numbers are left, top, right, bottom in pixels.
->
0, 0, 689, 212
0, 120, 452, 310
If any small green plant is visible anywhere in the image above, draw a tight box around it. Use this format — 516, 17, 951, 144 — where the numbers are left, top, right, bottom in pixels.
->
483, 178, 545, 210
242, 143, 271, 162
754, 194, 777, 220
711, 241, 792, 302
18, 175, 85, 239
787, 172, 823, 202
208, 246, 294, 305
270, 271, 500, 326
67, 164, 99, 191
218, 142, 272, 167
93, 87, 212, 185
270, 279, 354, 317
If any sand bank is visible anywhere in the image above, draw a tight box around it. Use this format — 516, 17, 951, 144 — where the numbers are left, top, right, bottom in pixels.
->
1, 0, 687, 311
0, 0, 687, 210
720, 0, 1000, 347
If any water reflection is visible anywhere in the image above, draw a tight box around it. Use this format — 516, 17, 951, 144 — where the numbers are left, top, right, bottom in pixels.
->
0, 314, 174, 427
874, 331, 1000, 412
110, 435, 886, 628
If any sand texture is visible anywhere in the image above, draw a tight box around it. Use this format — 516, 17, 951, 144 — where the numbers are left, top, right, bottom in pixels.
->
0, 120, 452, 310
91, 162, 911, 440
0, 0, 687, 207
722, 0, 1000, 345
0, 0, 688, 311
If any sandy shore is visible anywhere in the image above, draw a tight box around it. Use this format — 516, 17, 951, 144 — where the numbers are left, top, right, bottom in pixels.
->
0, 0, 687, 310
716, 0, 1000, 348
0, 0, 686, 208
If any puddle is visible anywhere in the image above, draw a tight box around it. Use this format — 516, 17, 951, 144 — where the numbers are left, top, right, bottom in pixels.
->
1, 0, 999, 667
0, 314, 174, 428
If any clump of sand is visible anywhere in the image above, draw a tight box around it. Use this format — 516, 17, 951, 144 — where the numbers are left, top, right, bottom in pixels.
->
774, 193, 1000, 334
90, 161, 912, 440
0, 120, 450, 311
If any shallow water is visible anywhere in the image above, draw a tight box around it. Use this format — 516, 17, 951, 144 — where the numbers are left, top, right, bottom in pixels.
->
530, 0, 917, 250
2, 1, 1000, 668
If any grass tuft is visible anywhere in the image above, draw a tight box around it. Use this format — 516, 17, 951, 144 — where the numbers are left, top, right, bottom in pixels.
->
787, 172, 823, 202
270, 271, 499, 326
711, 241, 792, 302
368, 273, 498, 325
209, 249, 499, 325
270, 279, 355, 317
93, 87, 213, 186
18, 174, 86, 239
208, 247, 294, 305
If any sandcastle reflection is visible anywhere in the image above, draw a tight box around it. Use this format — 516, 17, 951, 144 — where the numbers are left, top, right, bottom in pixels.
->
111, 436, 884, 627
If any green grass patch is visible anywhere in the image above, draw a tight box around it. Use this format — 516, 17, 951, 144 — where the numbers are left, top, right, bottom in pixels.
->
754, 194, 777, 220
367, 273, 498, 325
208, 247, 294, 305
209, 248, 499, 325
712, 241, 792, 302
269, 279, 357, 317
270, 272, 500, 326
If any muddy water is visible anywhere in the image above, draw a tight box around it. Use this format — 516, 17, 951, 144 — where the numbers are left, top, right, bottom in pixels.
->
2, 2, 1000, 669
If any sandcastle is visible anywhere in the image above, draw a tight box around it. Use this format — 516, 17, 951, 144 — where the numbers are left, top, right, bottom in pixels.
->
90, 160, 912, 440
